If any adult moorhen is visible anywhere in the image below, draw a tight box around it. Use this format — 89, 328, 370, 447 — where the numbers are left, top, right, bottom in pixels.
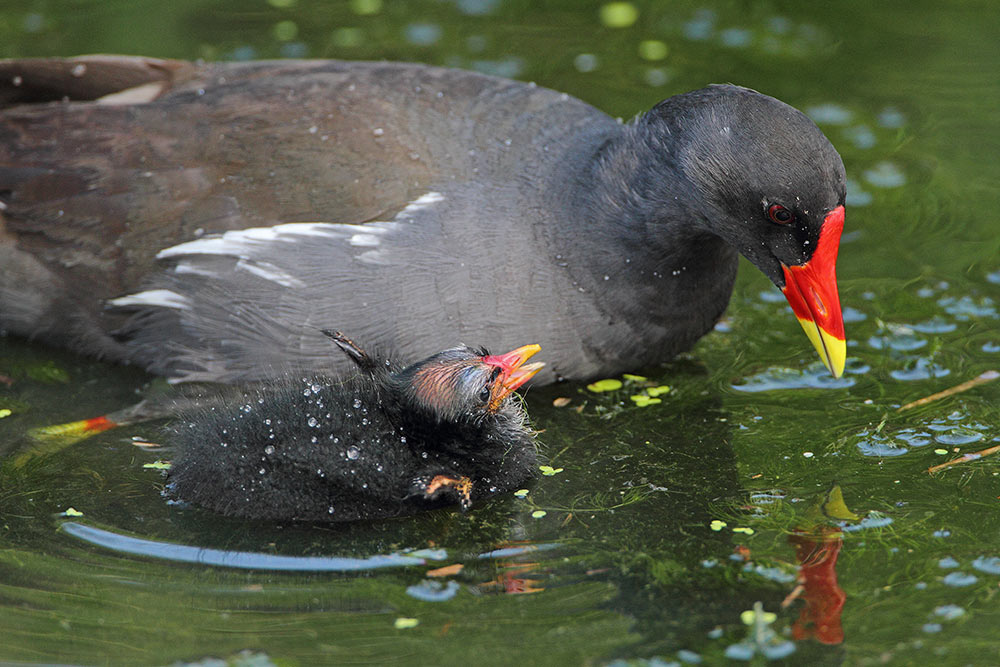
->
167, 331, 543, 521
0, 56, 847, 384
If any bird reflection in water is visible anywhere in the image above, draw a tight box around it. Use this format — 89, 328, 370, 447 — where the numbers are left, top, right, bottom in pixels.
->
787, 527, 846, 644
782, 485, 856, 645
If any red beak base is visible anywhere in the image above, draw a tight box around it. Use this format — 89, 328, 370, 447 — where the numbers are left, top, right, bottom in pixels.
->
483, 344, 544, 410
780, 206, 847, 378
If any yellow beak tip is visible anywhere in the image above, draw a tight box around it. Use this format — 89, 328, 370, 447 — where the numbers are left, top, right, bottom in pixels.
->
796, 317, 846, 379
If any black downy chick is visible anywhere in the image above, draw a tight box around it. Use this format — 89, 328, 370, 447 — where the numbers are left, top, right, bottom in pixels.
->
166, 332, 543, 521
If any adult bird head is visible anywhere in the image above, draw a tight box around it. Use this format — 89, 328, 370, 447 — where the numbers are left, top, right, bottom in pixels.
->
660, 85, 847, 377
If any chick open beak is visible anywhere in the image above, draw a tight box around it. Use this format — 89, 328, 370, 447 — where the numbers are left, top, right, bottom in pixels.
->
483, 344, 544, 411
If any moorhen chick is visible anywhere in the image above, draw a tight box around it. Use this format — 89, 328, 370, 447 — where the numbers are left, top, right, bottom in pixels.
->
166, 331, 543, 521
0, 57, 847, 384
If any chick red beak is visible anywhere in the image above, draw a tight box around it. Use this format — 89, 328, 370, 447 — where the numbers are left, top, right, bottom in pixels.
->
483, 344, 544, 410
781, 205, 846, 378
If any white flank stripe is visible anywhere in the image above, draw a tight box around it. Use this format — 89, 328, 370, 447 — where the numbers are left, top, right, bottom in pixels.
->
398, 191, 444, 218
262, 222, 346, 237
156, 236, 248, 259
349, 233, 381, 247
108, 289, 191, 310
235, 259, 306, 288
172, 260, 219, 277
356, 249, 389, 265
156, 222, 344, 260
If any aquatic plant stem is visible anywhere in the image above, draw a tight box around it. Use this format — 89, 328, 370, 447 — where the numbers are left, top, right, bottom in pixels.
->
897, 370, 999, 412
927, 442, 1000, 475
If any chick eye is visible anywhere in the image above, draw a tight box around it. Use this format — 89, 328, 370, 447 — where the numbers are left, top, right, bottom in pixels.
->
478, 385, 492, 404
767, 203, 794, 225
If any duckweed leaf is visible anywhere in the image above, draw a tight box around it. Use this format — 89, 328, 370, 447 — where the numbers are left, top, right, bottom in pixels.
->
26, 361, 70, 384
142, 460, 172, 470
630, 395, 661, 407
539, 466, 563, 476
587, 379, 622, 392
638, 40, 668, 61
740, 608, 777, 626
394, 617, 419, 629
599, 2, 639, 28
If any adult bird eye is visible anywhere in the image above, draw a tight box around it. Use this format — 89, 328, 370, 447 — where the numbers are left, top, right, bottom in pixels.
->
767, 203, 794, 225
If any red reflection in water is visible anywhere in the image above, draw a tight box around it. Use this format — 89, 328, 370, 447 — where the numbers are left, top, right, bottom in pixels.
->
473, 542, 546, 595
787, 527, 845, 644
475, 562, 544, 594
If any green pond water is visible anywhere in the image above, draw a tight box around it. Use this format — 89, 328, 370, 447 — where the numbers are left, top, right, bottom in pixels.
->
2, 1, 1000, 664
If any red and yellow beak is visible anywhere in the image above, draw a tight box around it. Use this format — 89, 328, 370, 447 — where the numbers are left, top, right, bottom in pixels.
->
781, 206, 846, 378
483, 344, 544, 410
